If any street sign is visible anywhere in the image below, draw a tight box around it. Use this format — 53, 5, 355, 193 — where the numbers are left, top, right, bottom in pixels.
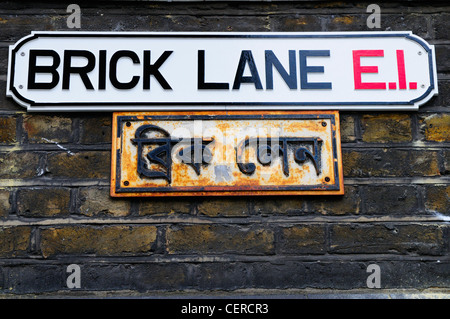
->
110, 111, 343, 197
7, 31, 437, 112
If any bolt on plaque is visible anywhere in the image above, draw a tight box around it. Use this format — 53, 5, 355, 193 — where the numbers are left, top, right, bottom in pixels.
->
111, 111, 343, 197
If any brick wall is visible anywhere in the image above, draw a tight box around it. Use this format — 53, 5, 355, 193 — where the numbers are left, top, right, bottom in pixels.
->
0, 1, 448, 296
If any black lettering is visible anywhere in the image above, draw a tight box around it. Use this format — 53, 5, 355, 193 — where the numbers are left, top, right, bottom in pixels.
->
143, 50, 173, 90
109, 50, 140, 90
27, 50, 60, 90
62, 50, 95, 90
232, 50, 263, 90
98, 50, 107, 90
299, 50, 332, 90
265, 50, 297, 90
197, 50, 229, 90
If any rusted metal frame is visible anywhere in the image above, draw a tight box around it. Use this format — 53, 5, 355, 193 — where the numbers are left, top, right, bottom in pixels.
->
111, 111, 344, 197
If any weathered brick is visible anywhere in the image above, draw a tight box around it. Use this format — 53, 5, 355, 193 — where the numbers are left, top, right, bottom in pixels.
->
304, 186, 361, 215
270, 14, 323, 31
194, 260, 450, 290
340, 114, 356, 143
128, 263, 189, 291
423, 80, 449, 109
0, 0, 449, 296
278, 224, 326, 254
425, 185, 450, 214
0, 46, 8, 73
363, 185, 418, 215
0, 189, 10, 218
166, 224, 274, 255
182, 16, 270, 32
330, 223, 445, 255
444, 150, 450, 175
431, 12, 450, 40
188, 262, 254, 290
40, 225, 157, 258
128, 14, 271, 32
46, 151, 110, 179
17, 188, 71, 217
0, 15, 55, 42
78, 187, 131, 217
0, 152, 40, 179
197, 198, 249, 217
253, 197, 305, 215
0, 80, 21, 111
361, 114, 412, 143
0, 226, 32, 257
325, 14, 366, 31
80, 115, 112, 144
23, 115, 72, 144
0, 117, 17, 144
419, 114, 450, 142
435, 44, 450, 73
382, 14, 430, 39
139, 198, 192, 216
343, 149, 441, 177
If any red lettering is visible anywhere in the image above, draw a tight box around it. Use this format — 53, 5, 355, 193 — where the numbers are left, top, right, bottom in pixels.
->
396, 50, 407, 89
352, 50, 386, 90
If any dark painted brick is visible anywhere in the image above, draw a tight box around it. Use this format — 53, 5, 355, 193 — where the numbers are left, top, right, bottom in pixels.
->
47, 151, 110, 179
0, 46, 8, 74
188, 262, 253, 291
444, 150, 450, 175
166, 224, 274, 255
363, 185, 419, 215
330, 223, 446, 255
79, 115, 112, 144
382, 14, 430, 39
304, 186, 361, 215
0, 15, 57, 42
17, 188, 71, 217
431, 12, 450, 40
435, 44, 450, 73
0, 80, 22, 111
130, 263, 189, 292
0, 264, 63, 294
1, 260, 448, 294
249, 261, 367, 290
343, 149, 441, 177
422, 80, 449, 109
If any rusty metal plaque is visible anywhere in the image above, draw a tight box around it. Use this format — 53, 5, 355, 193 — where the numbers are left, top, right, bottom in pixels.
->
111, 111, 343, 196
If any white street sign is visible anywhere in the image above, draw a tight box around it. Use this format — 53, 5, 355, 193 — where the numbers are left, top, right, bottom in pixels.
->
7, 31, 437, 112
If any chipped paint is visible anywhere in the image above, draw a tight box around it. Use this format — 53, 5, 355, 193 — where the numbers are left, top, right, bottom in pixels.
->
111, 111, 343, 197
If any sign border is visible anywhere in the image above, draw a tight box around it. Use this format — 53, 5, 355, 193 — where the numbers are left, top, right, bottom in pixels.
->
110, 111, 344, 197
7, 31, 438, 112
